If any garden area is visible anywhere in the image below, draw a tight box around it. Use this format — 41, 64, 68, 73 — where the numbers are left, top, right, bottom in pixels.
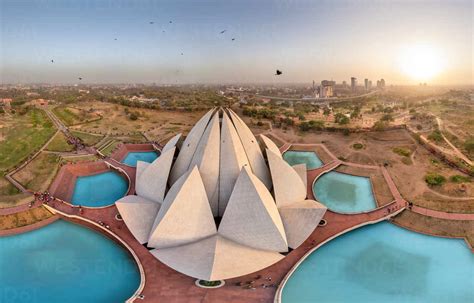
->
0, 108, 55, 172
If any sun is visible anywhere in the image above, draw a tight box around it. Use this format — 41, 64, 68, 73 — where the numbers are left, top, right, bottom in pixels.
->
398, 44, 445, 81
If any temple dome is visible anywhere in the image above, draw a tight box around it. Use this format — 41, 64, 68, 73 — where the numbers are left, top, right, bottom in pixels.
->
115, 108, 327, 280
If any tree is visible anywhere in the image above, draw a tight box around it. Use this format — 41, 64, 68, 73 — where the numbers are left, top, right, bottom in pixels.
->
334, 113, 349, 125
380, 114, 393, 122
129, 113, 138, 120
323, 107, 331, 116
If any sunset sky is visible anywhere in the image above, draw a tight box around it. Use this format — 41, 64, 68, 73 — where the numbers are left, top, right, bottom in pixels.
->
1, 0, 472, 85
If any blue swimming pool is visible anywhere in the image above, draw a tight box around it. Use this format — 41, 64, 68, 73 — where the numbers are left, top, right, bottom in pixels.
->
71, 171, 128, 207
281, 222, 474, 303
0, 220, 140, 303
283, 151, 323, 169
313, 171, 376, 213
122, 151, 159, 167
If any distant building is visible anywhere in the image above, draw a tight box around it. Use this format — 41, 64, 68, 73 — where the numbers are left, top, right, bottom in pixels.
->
0, 98, 12, 109
320, 80, 335, 98
364, 79, 369, 91
31, 99, 48, 106
342, 81, 347, 88
368, 80, 372, 90
351, 77, 357, 92
377, 79, 386, 89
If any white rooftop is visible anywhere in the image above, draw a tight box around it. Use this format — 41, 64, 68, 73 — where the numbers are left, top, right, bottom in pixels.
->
115, 108, 327, 280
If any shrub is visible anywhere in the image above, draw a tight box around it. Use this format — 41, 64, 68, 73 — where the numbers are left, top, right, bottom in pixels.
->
428, 130, 443, 142
198, 280, 222, 287
464, 138, 474, 154
353, 143, 364, 150
380, 114, 394, 121
392, 147, 411, 157
425, 173, 446, 186
449, 175, 471, 183
342, 128, 350, 136
129, 113, 138, 120
373, 120, 388, 131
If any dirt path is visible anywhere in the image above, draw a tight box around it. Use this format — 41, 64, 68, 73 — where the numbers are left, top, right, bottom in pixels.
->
436, 117, 472, 165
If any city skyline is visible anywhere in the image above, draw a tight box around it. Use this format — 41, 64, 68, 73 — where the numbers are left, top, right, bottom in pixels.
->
1, 0, 472, 85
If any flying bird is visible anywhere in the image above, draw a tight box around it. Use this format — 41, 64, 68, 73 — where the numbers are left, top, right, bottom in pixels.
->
231, 38, 235, 41
169, 21, 172, 23
275, 70, 282, 76
181, 53, 183, 55
114, 38, 118, 41
220, 30, 226, 34
51, 59, 54, 63
78, 77, 83, 80
149, 21, 154, 24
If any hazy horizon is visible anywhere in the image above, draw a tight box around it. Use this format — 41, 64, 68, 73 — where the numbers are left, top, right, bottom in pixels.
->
1, 0, 472, 85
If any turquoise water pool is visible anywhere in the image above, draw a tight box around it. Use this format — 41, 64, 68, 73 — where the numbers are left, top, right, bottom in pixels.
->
71, 171, 128, 207
0, 220, 140, 303
122, 151, 159, 167
313, 171, 376, 213
283, 151, 323, 169
282, 222, 474, 303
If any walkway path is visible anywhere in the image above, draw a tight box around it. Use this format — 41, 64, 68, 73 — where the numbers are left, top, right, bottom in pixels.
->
410, 205, 474, 221
43, 180, 406, 303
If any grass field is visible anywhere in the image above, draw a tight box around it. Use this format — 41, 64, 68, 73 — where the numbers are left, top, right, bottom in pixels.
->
0, 207, 53, 230
12, 152, 60, 192
100, 140, 120, 156
52, 105, 97, 126
45, 132, 75, 152
0, 109, 56, 172
70, 130, 103, 146
0, 176, 31, 208
393, 210, 474, 248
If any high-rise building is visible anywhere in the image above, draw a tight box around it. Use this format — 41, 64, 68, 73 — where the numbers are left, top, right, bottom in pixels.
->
351, 77, 357, 92
368, 80, 372, 90
320, 80, 335, 98
342, 80, 347, 88
364, 79, 369, 91
377, 78, 386, 89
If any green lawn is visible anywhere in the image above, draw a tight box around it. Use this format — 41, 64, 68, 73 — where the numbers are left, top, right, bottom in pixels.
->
13, 152, 60, 192
0, 109, 56, 172
70, 130, 103, 146
45, 132, 75, 152
100, 140, 120, 156
52, 106, 80, 126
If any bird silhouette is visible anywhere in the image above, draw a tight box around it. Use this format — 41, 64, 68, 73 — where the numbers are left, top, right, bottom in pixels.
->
78, 77, 83, 80
231, 38, 235, 41
181, 53, 183, 55
114, 38, 117, 41
51, 59, 54, 63
275, 70, 282, 75
220, 30, 226, 34
149, 21, 154, 24
169, 21, 172, 23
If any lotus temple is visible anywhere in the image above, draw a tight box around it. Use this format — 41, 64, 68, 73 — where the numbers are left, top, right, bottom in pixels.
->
3, 108, 473, 303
